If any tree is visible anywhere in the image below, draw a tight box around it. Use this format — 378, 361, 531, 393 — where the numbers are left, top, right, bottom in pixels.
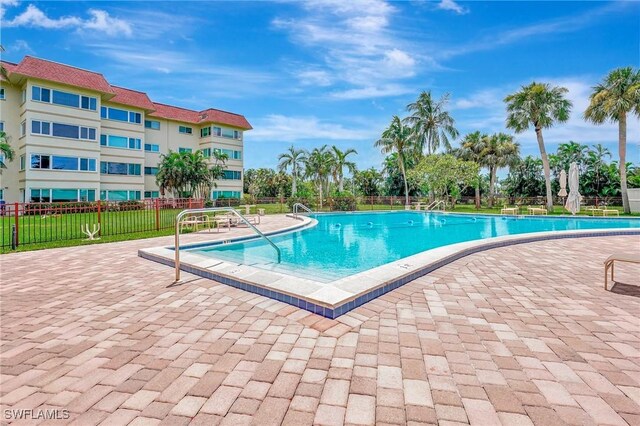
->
482, 133, 520, 207
354, 168, 383, 196
156, 150, 226, 198
405, 91, 459, 156
408, 154, 478, 208
375, 116, 415, 205
503, 156, 546, 198
0, 131, 15, 172
583, 144, 611, 197
584, 67, 640, 213
277, 146, 307, 196
330, 146, 357, 192
305, 145, 333, 207
458, 131, 488, 208
505, 82, 572, 211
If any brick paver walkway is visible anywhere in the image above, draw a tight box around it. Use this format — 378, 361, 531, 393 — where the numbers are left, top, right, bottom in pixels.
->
1, 224, 639, 425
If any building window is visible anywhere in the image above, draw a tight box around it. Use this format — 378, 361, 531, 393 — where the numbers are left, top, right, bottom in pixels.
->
144, 143, 160, 152
0, 122, 4, 131
21, 89, 26, 103
178, 147, 192, 153
100, 190, 141, 201
144, 167, 158, 175
19, 155, 25, 171
32, 120, 96, 141
100, 161, 141, 176
222, 170, 242, 180
214, 148, 242, 160
200, 127, 211, 137
29, 188, 95, 203
32, 86, 97, 111
201, 148, 211, 157
101, 106, 142, 124
178, 126, 192, 135
212, 126, 242, 140
144, 120, 160, 130
0, 189, 3, 201
144, 191, 160, 198
30, 154, 96, 172
20, 120, 26, 137
0, 88, 4, 100
212, 190, 241, 199
100, 134, 141, 150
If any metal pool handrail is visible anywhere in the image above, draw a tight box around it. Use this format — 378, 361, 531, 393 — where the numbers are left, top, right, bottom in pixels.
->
293, 202, 313, 218
427, 200, 445, 211
174, 207, 281, 282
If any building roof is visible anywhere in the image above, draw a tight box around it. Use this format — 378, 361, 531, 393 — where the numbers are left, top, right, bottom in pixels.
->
0, 61, 18, 82
149, 103, 253, 130
199, 108, 253, 130
11, 56, 114, 95
109, 86, 155, 112
2, 56, 252, 130
148, 102, 201, 124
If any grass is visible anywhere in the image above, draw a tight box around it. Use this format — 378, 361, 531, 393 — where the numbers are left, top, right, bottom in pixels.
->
2, 202, 637, 254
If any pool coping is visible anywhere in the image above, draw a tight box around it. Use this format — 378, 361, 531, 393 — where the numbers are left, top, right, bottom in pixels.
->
139, 213, 640, 319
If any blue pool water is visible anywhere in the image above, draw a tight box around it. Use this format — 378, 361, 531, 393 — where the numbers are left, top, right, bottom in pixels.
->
187, 212, 640, 281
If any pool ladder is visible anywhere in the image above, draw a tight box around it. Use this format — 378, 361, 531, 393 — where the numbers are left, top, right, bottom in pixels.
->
292, 202, 313, 218
174, 207, 281, 282
426, 200, 445, 211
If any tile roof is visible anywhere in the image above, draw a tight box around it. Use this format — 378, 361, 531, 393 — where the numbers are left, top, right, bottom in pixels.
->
2, 56, 252, 130
11, 56, 114, 94
148, 102, 201, 123
199, 108, 253, 130
1, 61, 18, 82
109, 86, 155, 111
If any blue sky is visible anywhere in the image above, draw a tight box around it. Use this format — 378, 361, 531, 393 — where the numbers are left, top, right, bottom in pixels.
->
1, 0, 639, 172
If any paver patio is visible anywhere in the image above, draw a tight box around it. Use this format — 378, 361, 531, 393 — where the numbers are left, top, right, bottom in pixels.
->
0, 214, 639, 425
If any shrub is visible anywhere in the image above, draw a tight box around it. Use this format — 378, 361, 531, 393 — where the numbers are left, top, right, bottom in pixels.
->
329, 191, 357, 211
286, 196, 316, 212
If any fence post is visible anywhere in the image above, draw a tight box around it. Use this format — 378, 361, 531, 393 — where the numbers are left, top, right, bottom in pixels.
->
97, 200, 102, 236
188, 198, 192, 209
13, 202, 19, 247
155, 198, 160, 231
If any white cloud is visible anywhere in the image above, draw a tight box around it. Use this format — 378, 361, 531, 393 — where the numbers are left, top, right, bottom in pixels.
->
273, 0, 426, 98
329, 84, 415, 100
250, 114, 378, 142
4, 4, 131, 36
437, 0, 469, 15
0, 0, 19, 20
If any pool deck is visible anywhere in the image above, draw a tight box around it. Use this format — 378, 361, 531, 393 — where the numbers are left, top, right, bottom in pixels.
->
1, 214, 639, 425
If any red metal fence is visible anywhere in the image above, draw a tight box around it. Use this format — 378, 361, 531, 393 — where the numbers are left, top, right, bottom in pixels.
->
0, 195, 624, 250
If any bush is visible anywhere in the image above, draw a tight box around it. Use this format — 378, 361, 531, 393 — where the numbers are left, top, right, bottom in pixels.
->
117, 200, 145, 211
287, 196, 316, 212
329, 192, 357, 211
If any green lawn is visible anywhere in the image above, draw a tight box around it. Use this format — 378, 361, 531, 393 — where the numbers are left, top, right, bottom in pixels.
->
2, 202, 636, 254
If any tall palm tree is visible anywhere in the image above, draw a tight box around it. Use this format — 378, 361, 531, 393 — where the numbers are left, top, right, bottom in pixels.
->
375, 116, 414, 206
458, 131, 488, 208
305, 145, 333, 207
482, 133, 520, 207
277, 146, 307, 196
0, 131, 15, 172
405, 91, 459, 156
505, 82, 572, 211
330, 146, 358, 192
585, 67, 640, 213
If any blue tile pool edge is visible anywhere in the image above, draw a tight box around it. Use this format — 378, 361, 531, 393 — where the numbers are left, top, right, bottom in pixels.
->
139, 229, 640, 319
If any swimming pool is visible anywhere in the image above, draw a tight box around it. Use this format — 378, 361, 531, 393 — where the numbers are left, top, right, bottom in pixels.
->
186, 211, 640, 282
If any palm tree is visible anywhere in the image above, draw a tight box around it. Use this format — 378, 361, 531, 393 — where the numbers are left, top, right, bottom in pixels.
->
375, 116, 414, 206
330, 146, 357, 192
458, 131, 488, 208
585, 67, 640, 213
156, 150, 226, 198
482, 133, 520, 207
0, 131, 15, 172
405, 91, 459, 156
305, 145, 333, 208
277, 146, 307, 195
505, 82, 572, 211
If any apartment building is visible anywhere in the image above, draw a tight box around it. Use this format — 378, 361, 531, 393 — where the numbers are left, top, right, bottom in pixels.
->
0, 56, 252, 204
